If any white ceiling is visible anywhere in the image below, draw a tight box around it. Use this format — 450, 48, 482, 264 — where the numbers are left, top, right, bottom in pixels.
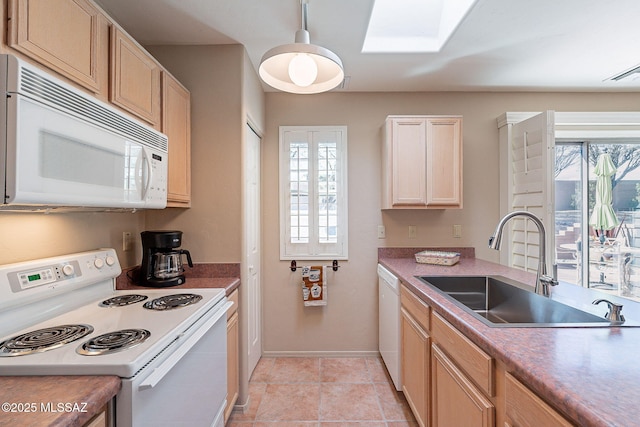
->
95, 0, 640, 92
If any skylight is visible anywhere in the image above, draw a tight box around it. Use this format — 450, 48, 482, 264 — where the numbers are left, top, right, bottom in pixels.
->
362, 0, 477, 53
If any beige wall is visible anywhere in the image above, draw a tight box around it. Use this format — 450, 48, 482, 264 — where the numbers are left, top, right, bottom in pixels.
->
261, 91, 640, 354
0, 211, 145, 266
145, 44, 246, 263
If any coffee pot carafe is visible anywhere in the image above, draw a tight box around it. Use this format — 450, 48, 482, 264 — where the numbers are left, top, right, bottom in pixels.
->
139, 231, 193, 287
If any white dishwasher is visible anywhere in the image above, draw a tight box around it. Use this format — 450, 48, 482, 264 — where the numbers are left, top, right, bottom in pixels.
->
378, 263, 402, 391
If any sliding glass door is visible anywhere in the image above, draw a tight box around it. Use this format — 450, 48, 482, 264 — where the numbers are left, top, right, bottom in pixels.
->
555, 141, 640, 300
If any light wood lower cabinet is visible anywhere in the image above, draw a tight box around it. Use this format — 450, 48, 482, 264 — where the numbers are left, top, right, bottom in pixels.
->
401, 306, 430, 427
397, 285, 578, 427
225, 289, 240, 423
505, 372, 573, 427
83, 404, 108, 427
431, 344, 495, 427
400, 285, 430, 427
162, 71, 191, 207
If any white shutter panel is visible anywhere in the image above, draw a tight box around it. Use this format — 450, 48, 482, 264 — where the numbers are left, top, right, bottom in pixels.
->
500, 111, 555, 274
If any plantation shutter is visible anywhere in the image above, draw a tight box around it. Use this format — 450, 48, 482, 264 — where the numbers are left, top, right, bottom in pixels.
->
498, 111, 556, 274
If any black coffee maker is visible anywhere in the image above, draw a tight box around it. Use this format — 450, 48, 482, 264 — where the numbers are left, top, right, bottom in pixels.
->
139, 230, 193, 287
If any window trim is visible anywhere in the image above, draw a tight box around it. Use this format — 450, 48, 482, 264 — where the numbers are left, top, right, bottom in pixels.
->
279, 125, 348, 261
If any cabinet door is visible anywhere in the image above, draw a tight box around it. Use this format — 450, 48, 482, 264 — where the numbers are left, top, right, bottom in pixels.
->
401, 306, 429, 427
505, 372, 573, 427
225, 310, 239, 423
162, 72, 191, 207
110, 27, 161, 126
382, 115, 463, 209
426, 117, 463, 207
8, 0, 108, 94
390, 118, 427, 206
83, 404, 109, 427
431, 344, 495, 427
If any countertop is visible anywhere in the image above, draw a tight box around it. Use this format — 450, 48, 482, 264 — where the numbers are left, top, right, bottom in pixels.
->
0, 376, 120, 427
116, 276, 240, 295
379, 251, 640, 427
115, 263, 241, 296
0, 267, 240, 427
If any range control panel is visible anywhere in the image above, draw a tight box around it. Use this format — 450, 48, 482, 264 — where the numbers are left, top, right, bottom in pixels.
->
11, 260, 82, 291
0, 249, 121, 309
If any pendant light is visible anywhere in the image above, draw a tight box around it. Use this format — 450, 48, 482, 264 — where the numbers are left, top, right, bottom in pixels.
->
259, 0, 344, 94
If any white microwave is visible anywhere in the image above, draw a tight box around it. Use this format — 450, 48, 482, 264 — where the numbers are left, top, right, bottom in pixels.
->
0, 54, 168, 211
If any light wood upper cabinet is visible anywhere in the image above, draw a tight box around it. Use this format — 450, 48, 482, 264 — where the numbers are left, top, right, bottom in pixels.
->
162, 71, 191, 207
7, 0, 109, 95
505, 372, 573, 427
110, 27, 161, 127
426, 118, 463, 206
382, 115, 463, 209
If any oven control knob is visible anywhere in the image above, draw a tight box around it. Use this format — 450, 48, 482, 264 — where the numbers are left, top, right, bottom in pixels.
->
106, 256, 116, 266
62, 264, 75, 276
94, 258, 104, 269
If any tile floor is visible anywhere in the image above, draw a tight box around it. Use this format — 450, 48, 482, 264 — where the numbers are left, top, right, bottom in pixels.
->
228, 357, 418, 427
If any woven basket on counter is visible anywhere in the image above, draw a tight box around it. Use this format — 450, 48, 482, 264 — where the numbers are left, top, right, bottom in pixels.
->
414, 250, 460, 266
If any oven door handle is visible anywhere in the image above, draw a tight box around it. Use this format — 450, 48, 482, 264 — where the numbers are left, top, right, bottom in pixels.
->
138, 300, 233, 391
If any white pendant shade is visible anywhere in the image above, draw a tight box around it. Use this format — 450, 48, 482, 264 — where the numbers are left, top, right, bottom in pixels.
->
259, 5, 344, 94
260, 44, 343, 94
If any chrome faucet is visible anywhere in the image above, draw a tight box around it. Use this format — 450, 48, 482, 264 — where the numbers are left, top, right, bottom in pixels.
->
489, 211, 558, 296
593, 299, 625, 323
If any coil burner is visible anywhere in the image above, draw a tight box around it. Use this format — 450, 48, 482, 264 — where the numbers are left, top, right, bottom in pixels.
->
100, 294, 149, 307
0, 324, 94, 357
143, 293, 203, 311
77, 329, 151, 356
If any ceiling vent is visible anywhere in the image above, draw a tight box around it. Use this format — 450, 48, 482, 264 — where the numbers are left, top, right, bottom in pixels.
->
337, 76, 351, 90
608, 64, 640, 82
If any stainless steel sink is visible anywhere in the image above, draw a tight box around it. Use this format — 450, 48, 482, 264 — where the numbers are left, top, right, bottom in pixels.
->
417, 275, 616, 327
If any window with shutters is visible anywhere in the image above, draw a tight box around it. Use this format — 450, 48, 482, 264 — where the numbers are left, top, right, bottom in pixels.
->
279, 126, 348, 260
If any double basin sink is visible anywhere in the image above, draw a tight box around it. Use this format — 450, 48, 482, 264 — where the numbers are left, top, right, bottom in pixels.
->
417, 275, 626, 327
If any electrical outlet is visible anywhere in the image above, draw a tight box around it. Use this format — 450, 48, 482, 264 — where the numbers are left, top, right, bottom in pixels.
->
408, 225, 417, 239
377, 225, 386, 239
453, 224, 462, 238
122, 232, 132, 252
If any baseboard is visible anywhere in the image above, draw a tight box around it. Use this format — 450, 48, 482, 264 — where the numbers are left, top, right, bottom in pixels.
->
261, 350, 381, 358
232, 396, 250, 414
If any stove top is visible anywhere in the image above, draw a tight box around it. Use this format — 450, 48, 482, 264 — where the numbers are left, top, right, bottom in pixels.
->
143, 293, 202, 310
0, 249, 226, 378
77, 328, 151, 356
101, 294, 149, 307
0, 324, 94, 357
0, 287, 226, 377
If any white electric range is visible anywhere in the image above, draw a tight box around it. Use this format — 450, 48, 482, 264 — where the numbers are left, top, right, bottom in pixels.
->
0, 249, 231, 427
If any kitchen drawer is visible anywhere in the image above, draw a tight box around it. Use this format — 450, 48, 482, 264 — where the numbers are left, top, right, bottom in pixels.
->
431, 312, 494, 396
401, 285, 430, 330
227, 289, 239, 319
505, 372, 573, 427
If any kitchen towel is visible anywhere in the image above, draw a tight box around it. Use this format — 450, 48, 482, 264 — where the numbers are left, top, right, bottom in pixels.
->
301, 265, 327, 306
